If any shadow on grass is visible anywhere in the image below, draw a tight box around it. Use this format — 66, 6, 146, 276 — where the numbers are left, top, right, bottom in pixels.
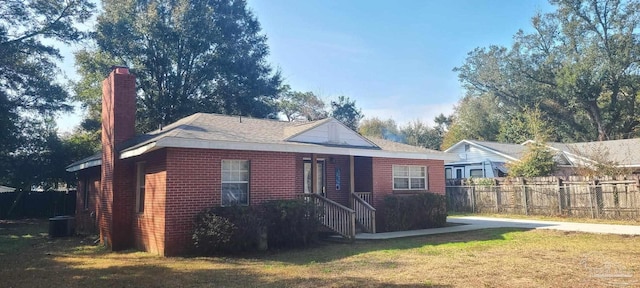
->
257, 227, 532, 265
1, 220, 457, 288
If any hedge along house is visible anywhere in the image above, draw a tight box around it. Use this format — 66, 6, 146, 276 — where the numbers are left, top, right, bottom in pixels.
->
67, 67, 456, 256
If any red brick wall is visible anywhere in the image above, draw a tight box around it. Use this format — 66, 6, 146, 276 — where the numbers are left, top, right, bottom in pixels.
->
132, 149, 167, 255
371, 157, 445, 232
371, 158, 445, 210
100, 68, 136, 250
76, 167, 100, 234
163, 148, 299, 256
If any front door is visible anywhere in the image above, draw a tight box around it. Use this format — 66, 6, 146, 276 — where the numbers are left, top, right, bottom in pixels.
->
304, 159, 326, 196
455, 167, 464, 179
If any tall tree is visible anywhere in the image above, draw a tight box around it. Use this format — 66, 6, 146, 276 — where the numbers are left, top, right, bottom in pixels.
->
330, 96, 363, 131
401, 120, 443, 151
0, 0, 95, 187
498, 106, 556, 143
456, 0, 640, 142
440, 94, 503, 149
76, 0, 281, 132
359, 117, 401, 140
278, 85, 327, 121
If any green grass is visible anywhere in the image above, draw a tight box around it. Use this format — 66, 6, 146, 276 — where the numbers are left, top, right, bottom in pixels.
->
449, 212, 640, 225
1, 219, 639, 287
0, 219, 49, 255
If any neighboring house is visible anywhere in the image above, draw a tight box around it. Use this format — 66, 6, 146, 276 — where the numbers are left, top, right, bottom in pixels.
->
444, 140, 526, 179
66, 67, 456, 256
0, 186, 16, 193
445, 139, 640, 179
546, 139, 640, 175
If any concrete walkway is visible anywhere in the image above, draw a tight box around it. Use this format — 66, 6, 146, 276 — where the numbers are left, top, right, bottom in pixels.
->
354, 216, 640, 240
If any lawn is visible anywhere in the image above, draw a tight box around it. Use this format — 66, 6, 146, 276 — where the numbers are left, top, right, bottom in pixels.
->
1, 219, 639, 287
448, 212, 640, 226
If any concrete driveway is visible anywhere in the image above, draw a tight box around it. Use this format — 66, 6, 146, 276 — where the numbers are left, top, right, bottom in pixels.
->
450, 216, 640, 236
355, 216, 640, 240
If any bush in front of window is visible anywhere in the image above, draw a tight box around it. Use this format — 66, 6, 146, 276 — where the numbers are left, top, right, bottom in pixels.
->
381, 193, 447, 232
192, 205, 262, 255
192, 200, 321, 255
261, 199, 320, 249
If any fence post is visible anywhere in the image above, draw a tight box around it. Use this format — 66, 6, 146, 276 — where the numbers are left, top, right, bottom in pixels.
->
521, 178, 528, 215
557, 178, 563, 215
593, 180, 601, 218
588, 181, 595, 219
495, 185, 500, 213
471, 185, 476, 213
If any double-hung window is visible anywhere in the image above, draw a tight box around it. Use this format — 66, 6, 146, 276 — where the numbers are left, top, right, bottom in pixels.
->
222, 160, 250, 206
393, 165, 427, 190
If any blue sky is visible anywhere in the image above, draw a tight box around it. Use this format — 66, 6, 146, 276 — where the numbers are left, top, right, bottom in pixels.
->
57, 0, 553, 132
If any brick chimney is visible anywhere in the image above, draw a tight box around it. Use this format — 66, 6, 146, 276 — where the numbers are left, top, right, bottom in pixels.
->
100, 66, 136, 250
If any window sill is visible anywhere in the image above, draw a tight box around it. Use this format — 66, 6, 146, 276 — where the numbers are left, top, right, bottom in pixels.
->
392, 190, 428, 194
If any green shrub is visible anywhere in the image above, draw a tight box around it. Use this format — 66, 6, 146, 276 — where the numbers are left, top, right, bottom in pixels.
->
192, 205, 262, 255
261, 199, 319, 248
381, 193, 447, 232
192, 200, 320, 255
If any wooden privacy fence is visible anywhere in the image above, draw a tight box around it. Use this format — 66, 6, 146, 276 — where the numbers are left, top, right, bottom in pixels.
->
0, 190, 76, 219
446, 176, 640, 219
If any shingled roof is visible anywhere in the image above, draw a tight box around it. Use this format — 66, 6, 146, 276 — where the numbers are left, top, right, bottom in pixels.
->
469, 140, 528, 160
548, 138, 640, 167
67, 113, 455, 172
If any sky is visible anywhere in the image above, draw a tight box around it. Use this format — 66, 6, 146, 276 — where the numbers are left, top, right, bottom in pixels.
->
56, 0, 554, 133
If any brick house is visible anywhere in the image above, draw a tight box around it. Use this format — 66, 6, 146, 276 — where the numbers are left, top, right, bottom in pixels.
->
67, 67, 456, 256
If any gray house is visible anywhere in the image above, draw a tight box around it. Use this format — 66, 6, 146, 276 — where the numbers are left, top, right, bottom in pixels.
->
444, 138, 640, 178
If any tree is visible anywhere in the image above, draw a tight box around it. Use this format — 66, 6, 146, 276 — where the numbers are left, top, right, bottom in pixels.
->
498, 106, 556, 144
440, 94, 503, 149
507, 141, 557, 177
75, 0, 281, 132
401, 120, 443, 150
433, 113, 452, 135
456, 0, 640, 142
0, 0, 95, 187
330, 96, 363, 131
359, 117, 402, 140
278, 85, 327, 121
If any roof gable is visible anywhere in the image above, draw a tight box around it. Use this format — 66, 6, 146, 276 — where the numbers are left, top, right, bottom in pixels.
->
286, 118, 377, 148
445, 139, 523, 162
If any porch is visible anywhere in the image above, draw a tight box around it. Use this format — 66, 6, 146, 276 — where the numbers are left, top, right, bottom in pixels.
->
300, 154, 376, 240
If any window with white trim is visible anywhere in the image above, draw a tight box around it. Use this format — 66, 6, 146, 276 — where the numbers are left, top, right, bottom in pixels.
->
136, 162, 146, 213
222, 160, 250, 206
393, 165, 427, 190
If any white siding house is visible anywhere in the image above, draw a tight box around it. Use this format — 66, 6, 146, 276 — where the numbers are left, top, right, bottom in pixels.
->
444, 140, 526, 179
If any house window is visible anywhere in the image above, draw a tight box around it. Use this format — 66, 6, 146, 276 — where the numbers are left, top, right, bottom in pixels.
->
222, 160, 250, 206
136, 162, 146, 213
445, 168, 453, 179
464, 144, 470, 152
470, 169, 484, 178
393, 165, 427, 190
83, 180, 90, 210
